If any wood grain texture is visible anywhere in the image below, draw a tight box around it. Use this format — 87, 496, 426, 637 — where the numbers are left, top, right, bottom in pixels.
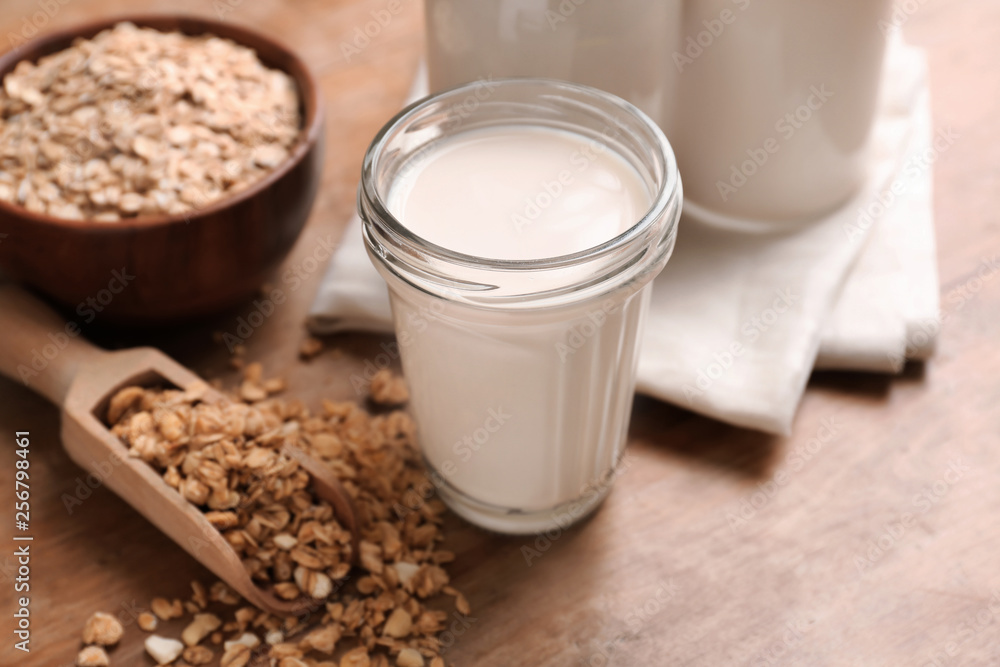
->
1, 0, 998, 665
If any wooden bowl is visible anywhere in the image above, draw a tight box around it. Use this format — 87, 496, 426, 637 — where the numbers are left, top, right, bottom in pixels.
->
0, 15, 324, 324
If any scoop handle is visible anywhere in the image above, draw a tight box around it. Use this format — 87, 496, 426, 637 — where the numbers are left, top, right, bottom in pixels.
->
0, 285, 104, 406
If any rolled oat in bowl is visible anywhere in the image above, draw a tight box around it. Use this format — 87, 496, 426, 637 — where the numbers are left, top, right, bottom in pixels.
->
0, 21, 301, 221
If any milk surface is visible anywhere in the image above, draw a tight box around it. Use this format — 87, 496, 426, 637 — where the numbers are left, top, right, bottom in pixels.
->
388, 126, 649, 260
383, 124, 653, 531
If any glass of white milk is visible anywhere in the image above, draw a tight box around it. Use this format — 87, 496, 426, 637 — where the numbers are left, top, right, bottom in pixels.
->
360, 79, 681, 534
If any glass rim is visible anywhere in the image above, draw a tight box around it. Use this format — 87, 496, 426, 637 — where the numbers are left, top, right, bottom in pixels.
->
359, 76, 681, 272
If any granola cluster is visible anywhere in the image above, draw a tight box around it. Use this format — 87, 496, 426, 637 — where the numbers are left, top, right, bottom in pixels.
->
0, 22, 301, 220
75, 612, 124, 665
82, 578, 453, 667
104, 364, 465, 665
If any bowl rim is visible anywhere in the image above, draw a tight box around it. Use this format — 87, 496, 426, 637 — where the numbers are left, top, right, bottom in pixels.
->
0, 13, 324, 231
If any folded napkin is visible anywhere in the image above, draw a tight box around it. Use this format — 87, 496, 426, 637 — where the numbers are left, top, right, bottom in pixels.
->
815, 48, 940, 372
308, 38, 938, 435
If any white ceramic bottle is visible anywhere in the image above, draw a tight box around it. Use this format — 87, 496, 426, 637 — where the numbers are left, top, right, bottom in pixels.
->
425, 0, 892, 226
670, 0, 892, 225
425, 0, 683, 130
360, 79, 681, 534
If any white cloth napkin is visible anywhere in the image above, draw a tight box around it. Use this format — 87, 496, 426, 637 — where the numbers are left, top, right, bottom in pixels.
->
308, 38, 938, 435
815, 51, 940, 371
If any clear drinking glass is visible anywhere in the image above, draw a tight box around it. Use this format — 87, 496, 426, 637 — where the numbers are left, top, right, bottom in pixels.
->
360, 79, 681, 534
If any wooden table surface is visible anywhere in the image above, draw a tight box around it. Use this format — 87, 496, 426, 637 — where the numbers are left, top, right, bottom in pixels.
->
1, 1, 998, 665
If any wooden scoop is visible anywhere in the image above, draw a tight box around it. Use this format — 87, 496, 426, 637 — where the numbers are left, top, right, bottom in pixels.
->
0, 285, 357, 615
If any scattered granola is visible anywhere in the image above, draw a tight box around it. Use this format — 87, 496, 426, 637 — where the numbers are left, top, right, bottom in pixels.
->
182, 645, 214, 665
219, 642, 252, 667
145, 634, 185, 665
75, 645, 110, 667
182, 613, 222, 647
299, 336, 324, 360
151, 597, 185, 621
83, 572, 464, 665
369, 369, 409, 405
0, 22, 301, 220
81, 612, 124, 646
109, 371, 352, 603
382, 608, 413, 639
104, 361, 468, 664
397, 647, 425, 667
137, 611, 159, 632
224, 632, 260, 651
